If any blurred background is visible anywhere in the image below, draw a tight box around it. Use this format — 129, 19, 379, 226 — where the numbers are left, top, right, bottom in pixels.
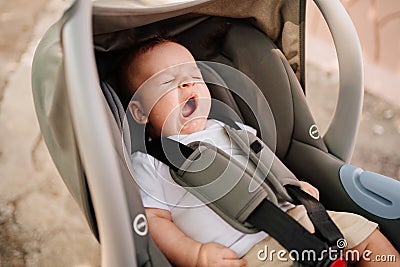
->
0, 0, 399, 266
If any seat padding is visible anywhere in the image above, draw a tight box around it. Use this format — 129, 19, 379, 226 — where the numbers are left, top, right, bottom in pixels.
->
179, 21, 328, 159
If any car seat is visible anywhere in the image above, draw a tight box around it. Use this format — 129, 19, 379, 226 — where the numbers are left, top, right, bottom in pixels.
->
31, 0, 400, 266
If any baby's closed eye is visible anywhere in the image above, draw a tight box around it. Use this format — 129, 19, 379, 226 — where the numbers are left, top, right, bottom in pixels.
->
161, 79, 175, 85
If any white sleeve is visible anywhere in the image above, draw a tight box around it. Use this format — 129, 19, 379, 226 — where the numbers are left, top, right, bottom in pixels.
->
130, 151, 170, 211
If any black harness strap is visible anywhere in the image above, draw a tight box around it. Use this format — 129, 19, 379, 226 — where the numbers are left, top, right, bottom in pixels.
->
286, 186, 344, 246
144, 124, 345, 266
247, 199, 330, 265
145, 117, 240, 171
219, 117, 345, 247
145, 137, 194, 172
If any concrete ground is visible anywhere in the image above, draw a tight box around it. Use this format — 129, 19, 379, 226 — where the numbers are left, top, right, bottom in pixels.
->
0, 0, 399, 266
0, 0, 100, 266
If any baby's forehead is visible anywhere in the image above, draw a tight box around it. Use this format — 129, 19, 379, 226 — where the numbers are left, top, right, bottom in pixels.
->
133, 62, 202, 98
145, 42, 193, 63
136, 61, 200, 82
156, 62, 200, 74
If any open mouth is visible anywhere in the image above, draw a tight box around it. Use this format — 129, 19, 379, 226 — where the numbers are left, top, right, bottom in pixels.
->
181, 96, 197, 118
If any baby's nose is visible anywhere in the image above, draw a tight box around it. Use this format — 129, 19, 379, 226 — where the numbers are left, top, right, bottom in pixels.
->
178, 82, 195, 89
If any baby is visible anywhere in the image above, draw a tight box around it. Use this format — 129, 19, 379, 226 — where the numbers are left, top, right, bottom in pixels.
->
119, 39, 399, 267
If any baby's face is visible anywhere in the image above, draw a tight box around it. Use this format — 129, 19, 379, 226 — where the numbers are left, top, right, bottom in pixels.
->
129, 42, 211, 137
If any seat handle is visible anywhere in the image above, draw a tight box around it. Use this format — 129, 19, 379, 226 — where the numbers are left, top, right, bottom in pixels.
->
313, 0, 364, 163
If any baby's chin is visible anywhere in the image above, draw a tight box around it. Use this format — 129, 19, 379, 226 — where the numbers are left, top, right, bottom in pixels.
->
170, 117, 208, 136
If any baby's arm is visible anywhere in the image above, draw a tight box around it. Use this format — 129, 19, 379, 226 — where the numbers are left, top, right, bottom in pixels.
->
145, 208, 247, 267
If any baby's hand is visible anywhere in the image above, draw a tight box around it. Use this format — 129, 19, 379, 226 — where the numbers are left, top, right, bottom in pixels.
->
196, 242, 247, 267
299, 181, 320, 200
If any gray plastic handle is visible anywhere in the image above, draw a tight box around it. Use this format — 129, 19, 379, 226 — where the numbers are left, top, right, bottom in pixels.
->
62, 0, 137, 266
313, 0, 364, 162
340, 165, 400, 219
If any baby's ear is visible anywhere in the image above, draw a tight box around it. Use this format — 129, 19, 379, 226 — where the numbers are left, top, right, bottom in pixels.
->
128, 100, 148, 124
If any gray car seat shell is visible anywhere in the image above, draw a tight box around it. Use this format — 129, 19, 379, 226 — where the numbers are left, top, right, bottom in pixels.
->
31, 0, 400, 266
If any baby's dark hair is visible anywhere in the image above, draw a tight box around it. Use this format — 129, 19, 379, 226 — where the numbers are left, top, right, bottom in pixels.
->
117, 36, 172, 108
